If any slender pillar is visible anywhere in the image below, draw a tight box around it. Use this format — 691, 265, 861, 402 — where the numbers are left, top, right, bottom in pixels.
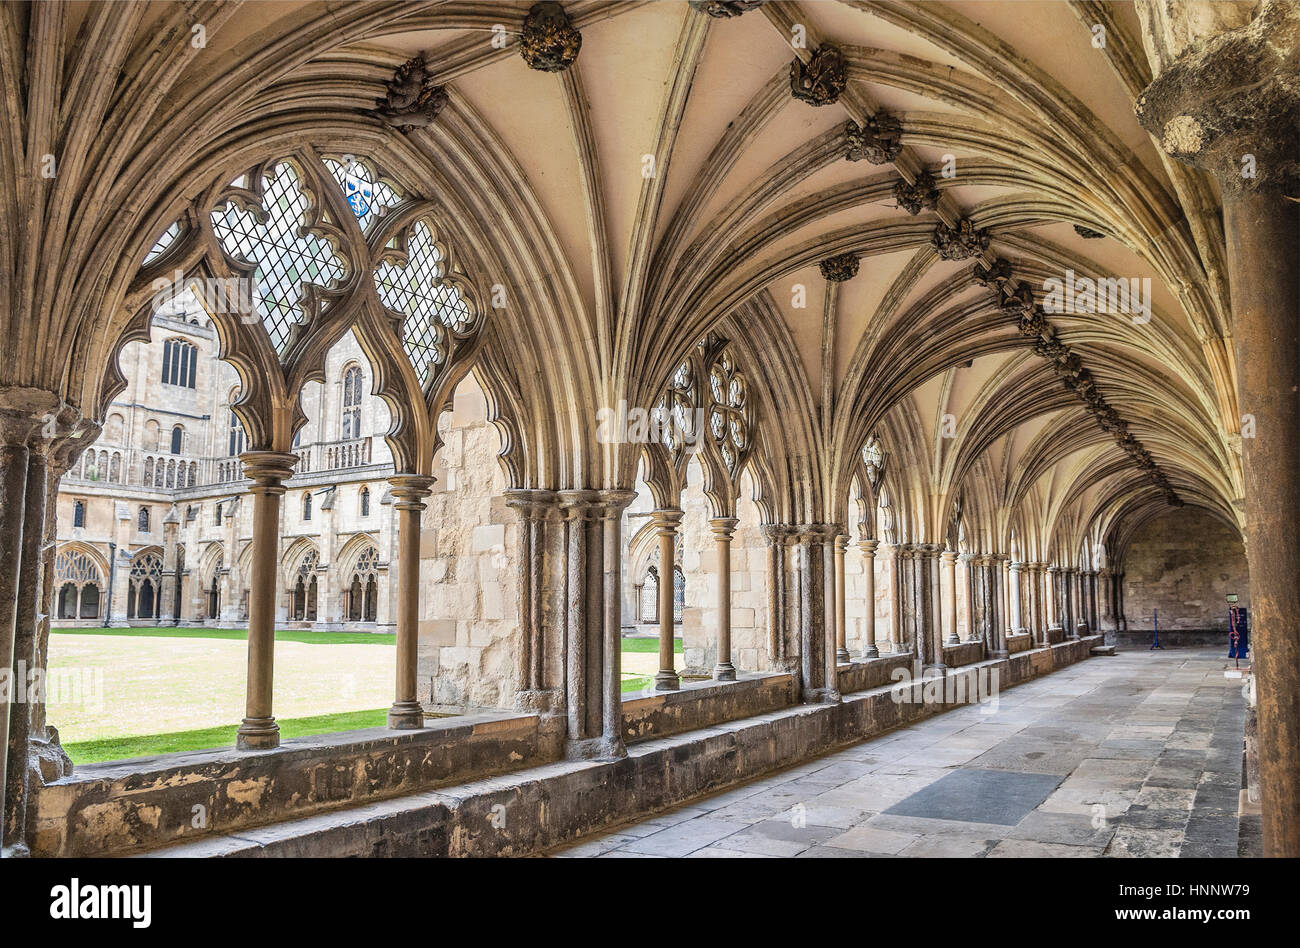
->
886, 544, 902, 653
1009, 561, 1025, 635
387, 475, 434, 729
598, 491, 635, 755
941, 548, 959, 645
989, 556, 1008, 657
235, 451, 298, 751
711, 517, 739, 680
858, 538, 879, 657
833, 533, 849, 663
651, 509, 683, 690
507, 489, 560, 711
959, 553, 978, 643
923, 544, 946, 674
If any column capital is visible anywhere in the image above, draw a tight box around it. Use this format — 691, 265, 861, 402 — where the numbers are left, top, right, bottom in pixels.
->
504, 488, 559, 518
596, 488, 638, 516
709, 516, 739, 540
1135, 1, 1300, 196
833, 533, 850, 554
388, 474, 436, 508
238, 450, 299, 487
1009, 560, 1024, 572
651, 508, 684, 535
940, 548, 957, 564
760, 522, 797, 545
557, 488, 600, 517
857, 537, 879, 556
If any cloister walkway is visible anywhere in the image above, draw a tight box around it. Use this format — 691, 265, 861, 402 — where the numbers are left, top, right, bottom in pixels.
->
549, 649, 1249, 858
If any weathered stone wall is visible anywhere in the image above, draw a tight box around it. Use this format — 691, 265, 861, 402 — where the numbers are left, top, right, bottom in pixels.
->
1122, 507, 1249, 632
418, 376, 520, 709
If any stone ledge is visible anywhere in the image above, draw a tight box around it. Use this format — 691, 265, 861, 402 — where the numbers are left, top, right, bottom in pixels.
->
137, 636, 1102, 858
32, 709, 564, 857
835, 652, 914, 694
1005, 632, 1033, 654
621, 671, 796, 744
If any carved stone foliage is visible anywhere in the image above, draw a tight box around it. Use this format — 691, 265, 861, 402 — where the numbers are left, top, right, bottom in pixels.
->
819, 252, 859, 282
971, 258, 1180, 505
845, 114, 903, 164
1073, 224, 1105, 239
519, 2, 582, 73
931, 218, 990, 260
894, 172, 939, 214
690, 0, 766, 16
790, 44, 847, 106
373, 57, 448, 131
972, 258, 1012, 290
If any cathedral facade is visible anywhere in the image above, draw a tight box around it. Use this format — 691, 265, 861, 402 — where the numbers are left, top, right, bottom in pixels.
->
53, 292, 399, 631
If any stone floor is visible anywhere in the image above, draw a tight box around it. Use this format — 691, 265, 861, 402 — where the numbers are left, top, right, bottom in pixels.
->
548, 648, 1248, 858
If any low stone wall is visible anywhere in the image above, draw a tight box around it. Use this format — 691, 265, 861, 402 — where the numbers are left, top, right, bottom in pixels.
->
140, 636, 1103, 858
621, 672, 796, 744
1116, 629, 1229, 649
32, 711, 564, 857
941, 641, 985, 667
1005, 632, 1033, 654
835, 652, 914, 694
1046, 625, 1067, 645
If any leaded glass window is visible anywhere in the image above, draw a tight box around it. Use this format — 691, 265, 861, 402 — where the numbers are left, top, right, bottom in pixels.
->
211, 162, 346, 353
374, 219, 475, 385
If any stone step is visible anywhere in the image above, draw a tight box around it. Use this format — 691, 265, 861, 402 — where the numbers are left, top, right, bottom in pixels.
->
1090, 645, 1117, 656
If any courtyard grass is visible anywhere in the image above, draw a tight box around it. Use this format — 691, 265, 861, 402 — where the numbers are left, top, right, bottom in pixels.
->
63, 708, 391, 765
51, 626, 395, 647
45, 627, 687, 762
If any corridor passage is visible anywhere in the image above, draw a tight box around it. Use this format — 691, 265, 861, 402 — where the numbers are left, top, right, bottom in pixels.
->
550, 650, 1249, 858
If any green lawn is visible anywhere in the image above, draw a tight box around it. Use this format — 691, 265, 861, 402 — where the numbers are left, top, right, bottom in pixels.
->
48, 627, 685, 763
63, 708, 392, 764
52, 626, 395, 647
620, 635, 682, 653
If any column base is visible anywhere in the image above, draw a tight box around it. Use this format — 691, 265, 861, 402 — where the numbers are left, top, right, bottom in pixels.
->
943, 635, 960, 646
990, 649, 1009, 659
236, 717, 280, 750
387, 702, 424, 729
712, 662, 737, 681
801, 686, 842, 705
835, 648, 851, 663
861, 644, 879, 659
923, 663, 948, 677
654, 670, 680, 691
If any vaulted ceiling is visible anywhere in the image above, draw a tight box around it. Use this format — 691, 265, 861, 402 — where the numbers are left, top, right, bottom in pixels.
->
0, 0, 1242, 563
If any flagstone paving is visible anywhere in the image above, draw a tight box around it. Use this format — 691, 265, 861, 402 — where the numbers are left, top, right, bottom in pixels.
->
547, 648, 1247, 858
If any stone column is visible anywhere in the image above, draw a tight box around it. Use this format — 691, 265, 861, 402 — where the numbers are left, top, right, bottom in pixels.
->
1045, 565, 1061, 634
833, 533, 849, 663
793, 525, 838, 702
712, 517, 739, 680
651, 509, 683, 690
886, 543, 902, 653
959, 553, 977, 643
921, 544, 945, 674
1136, 0, 1300, 854
387, 475, 434, 729
941, 548, 959, 645
506, 489, 560, 712
859, 538, 879, 657
235, 451, 298, 751
1033, 564, 1049, 647
761, 524, 795, 669
989, 556, 1008, 658
598, 491, 636, 754
1114, 570, 1127, 632
1009, 561, 1025, 635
